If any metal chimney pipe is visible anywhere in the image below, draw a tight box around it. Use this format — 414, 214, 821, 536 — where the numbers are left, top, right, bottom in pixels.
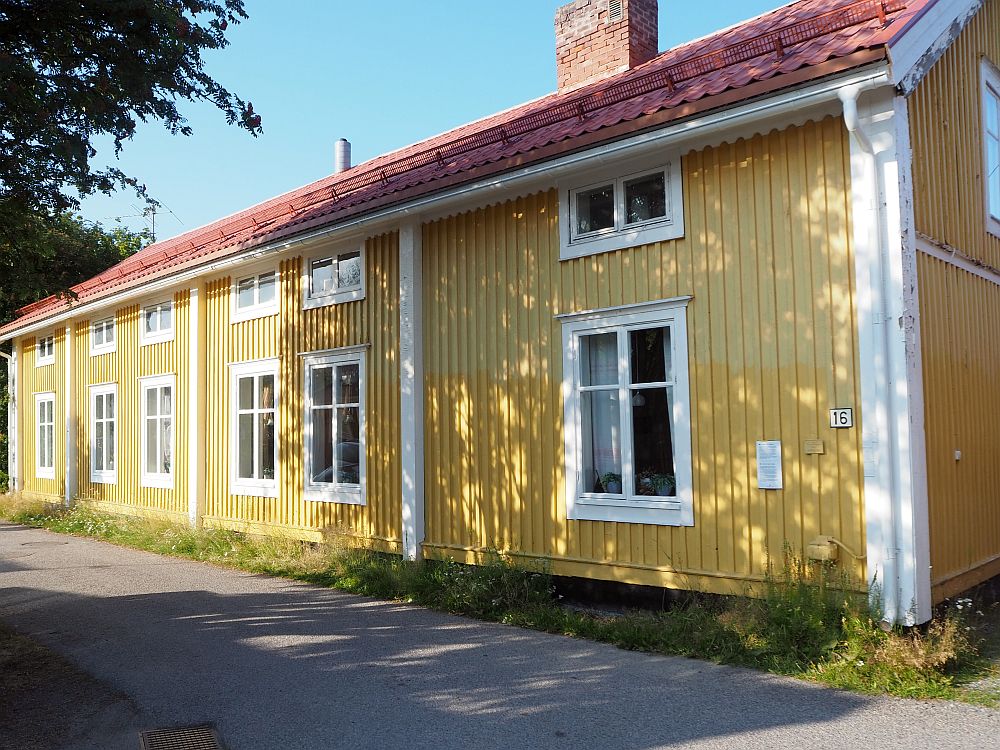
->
334, 138, 352, 174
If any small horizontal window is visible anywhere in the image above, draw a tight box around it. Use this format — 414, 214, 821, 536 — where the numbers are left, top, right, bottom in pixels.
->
232, 270, 279, 322
141, 301, 174, 345
35, 334, 55, 366
560, 158, 684, 260
302, 246, 365, 310
90, 317, 116, 356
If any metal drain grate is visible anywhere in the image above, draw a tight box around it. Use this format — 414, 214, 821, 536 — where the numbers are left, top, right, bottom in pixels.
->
139, 724, 223, 750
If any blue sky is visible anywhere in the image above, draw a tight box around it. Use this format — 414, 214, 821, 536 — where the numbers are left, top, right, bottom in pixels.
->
79, 1, 783, 240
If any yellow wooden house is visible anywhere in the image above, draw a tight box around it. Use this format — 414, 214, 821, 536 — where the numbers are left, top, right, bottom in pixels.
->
4, 0, 999, 625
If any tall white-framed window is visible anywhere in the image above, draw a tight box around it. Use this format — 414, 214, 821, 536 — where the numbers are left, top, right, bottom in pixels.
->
303, 347, 366, 505
302, 244, 365, 310
34, 392, 55, 480
90, 317, 116, 356
140, 300, 174, 345
559, 154, 684, 260
140, 374, 175, 489
35, 334, 55, 367
983, 58, 1000, 237
232, 269, 279, 323
230, 359, 279, 497
90, 383, 117, 484
560, 297, 693, 526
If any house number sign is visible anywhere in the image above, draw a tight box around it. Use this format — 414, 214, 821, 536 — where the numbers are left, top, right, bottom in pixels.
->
830, 408, 854, 429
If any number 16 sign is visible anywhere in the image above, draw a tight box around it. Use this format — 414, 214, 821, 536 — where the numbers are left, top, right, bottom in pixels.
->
830, 408, 854, 429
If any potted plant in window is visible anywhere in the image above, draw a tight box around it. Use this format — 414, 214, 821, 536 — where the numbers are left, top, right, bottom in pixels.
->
637, 470, 676, 497
599, 472, 622, 494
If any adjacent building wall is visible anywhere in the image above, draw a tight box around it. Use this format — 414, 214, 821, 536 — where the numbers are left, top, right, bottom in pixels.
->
909, 0, 1000, 600
421, 117, 867, 595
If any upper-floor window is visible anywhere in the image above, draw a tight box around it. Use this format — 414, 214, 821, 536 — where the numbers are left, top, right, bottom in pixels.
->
560, 298, 693, 527
302, 245, 364, 310
232, 270, 279, 323
560, 156, 684, 260
35, 392, 55, 480
984, 59, 1000, 236
90, 383, 117, 484
303, 348, 366, 505
35, 334, 55, 366
90, 317, 116, 356
141, 374, 175, 489
141, 301, 174, 345
230, 359, 279, 497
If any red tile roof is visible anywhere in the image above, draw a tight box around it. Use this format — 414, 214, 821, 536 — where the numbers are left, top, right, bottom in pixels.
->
1, 0, 932, 337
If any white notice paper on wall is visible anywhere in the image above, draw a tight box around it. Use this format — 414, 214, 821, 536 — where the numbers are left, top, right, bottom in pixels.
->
756, 440, 783, 490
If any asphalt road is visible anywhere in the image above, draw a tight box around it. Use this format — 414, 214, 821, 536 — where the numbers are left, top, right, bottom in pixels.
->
2, 522, 999, 750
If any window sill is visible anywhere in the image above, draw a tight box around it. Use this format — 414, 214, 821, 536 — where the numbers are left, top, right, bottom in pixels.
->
36, 468, 55, 481
90, 472, 117, 485
988, 215, 1000, 241
89, 345, 116, 357
140, 332, 175, 347
141, 474, 174, 490
569, 498, 693, 527
34, 358, 54, 368
561, 219, 683, 260
230, 480, 278, 498
231, 304, 280, 324
303, 287, 364, 311
304, 486, 365, 505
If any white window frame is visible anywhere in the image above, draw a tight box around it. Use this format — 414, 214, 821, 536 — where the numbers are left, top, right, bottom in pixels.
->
229, 358, 280, 497
301, 243, 366, 310
231, 268, 280, 323
302, 346, 367, 505
140, 374, 176, 489
559, 154, 684, 260
90, 317, 116, 356
983, 58, 1000, 238
560, 297, 693, 527
89, 383, 118, 484
34, 392, 55, 480
35, 334, 55, 367
140, 300, 175, 346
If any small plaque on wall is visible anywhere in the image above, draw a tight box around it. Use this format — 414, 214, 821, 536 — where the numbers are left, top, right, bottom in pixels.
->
756, 440, 783, 490
830, 408, 854, 429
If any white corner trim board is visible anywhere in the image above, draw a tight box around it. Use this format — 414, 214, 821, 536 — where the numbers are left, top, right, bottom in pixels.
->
64, 324, 76, 505
399, 222, 425, 560
890, 0, 985, 95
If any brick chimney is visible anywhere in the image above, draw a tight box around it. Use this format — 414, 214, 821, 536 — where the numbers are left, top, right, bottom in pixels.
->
555, 0, 658, 93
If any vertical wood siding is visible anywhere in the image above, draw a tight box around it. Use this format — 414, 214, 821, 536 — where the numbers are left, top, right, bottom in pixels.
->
910, 0, 1000, 266
910, 1, 1000, 599
73, 291, 189, 519
422, 117, 866, 594
203, 233, 401, 549
17, 331, 63, 499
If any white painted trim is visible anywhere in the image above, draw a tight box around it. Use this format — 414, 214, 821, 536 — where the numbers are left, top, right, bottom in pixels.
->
188, 286, 204, 527
300, 242, 366, 311
33, 391, 55, 481
0, 65, 892, 344
138, 300, 175, 346
88, 383, 118, 485
981, 58, 1000, 239
4, 348, 17, 492
560, 157, 684, 259
139, 373, 176, 490
561, 298, 693, 527
399, 222, 424, 560
34, 333, 54, 367
917, 234, 1000, 283
63, 324, 76, 505
230, 266, 280, 324
890, 0, 984, 95
301, 348, 366, 506
89, 316, 116, 356
229, 358, 280, 498
556, 296, 693, 322
295, 343, 370, 358
844, 86, 931, 625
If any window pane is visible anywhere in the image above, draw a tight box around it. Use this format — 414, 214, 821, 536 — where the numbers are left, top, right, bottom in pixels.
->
106, 322, 115, 343
237, 278, 256, 308
580, 333, 618, 387
259, 412, 275, 480
161, 418, 172, 474
238, 414, 254, 478
161, 387, 172, 416
95, 394, 104, 420
630, 327, 669, 384
337, 364, 360, 404
145, 308, 157, 333
46, 400, 54, 423
160, 304, 172, 331
311, 366, 334, 407
107, 420, 115, 469
987, 91, 999, 135
575, 185, 615, 234
311, 258, 334, 296
107, 393, 114, 415
146, 419, 158, 474
238, 376, 254, 410
336, 407, 361, 484
337, 252, 362, 289
146, 388, 158, 418
581, 390, 621, 493
260, 375, 275, 410
632, 387, 675, 497
311, 407, 334, 484
989, 134, 1000, 218
258, 273, 276, 304
624, 172, 667, 225
93, 326, 104, 345
95, 426, 105, 472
